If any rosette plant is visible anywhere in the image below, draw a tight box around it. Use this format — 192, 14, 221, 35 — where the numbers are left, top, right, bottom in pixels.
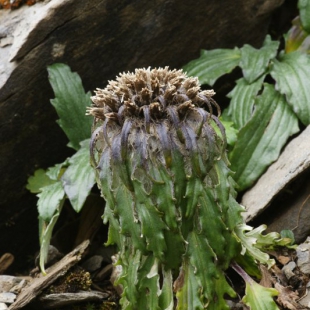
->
87, 67, 289, 310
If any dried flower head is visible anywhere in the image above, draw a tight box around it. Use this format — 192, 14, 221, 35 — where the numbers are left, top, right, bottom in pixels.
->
87, 67, 226, 181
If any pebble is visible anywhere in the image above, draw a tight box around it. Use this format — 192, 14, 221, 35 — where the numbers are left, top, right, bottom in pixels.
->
9, 279, 27, 294
0, 276, 23, 293
81, 255, 104, 272
282, 261, 296, 280
0, 292, 16, 304
0, 303, 8, 310
297, 237, 310, 274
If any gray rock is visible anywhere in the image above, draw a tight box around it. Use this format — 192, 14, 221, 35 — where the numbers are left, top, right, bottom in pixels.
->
298, 285, 310, 308
81, 255, 104, 273
0, 277, 23, 293
0, 292, 16, 304
0, 303, 8, 310
242, 126, 310, 222
297, 237, 310, 274
282, 261, 296, 280
9, 280, 27, 295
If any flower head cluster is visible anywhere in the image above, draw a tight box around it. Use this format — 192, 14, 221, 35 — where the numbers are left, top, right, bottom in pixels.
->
87, 67, 226, 181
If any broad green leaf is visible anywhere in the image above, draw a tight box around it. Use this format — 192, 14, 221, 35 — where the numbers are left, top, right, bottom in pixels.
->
39, 205, 63, 274
270, 51, 310, 125
230, 84, 299, 191
239, 35, 279, 83
298, 0, 310, 33
183, 48, 241, 86
61, 139, 95, 212
37, 181, 66, 221
243, 278, 279, 310
48, 63, 92, 150
227, 76, 265, 129
26, 169, 55, 193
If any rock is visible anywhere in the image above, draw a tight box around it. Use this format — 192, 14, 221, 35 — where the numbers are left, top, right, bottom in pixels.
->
282, 261, 296, 280
0, 303, 8, 310
298, 282, 310, 308
81, 255, 104, 273
297, 237, 310, 274
0, 292, 15, 304
242, 125, 310, 222
34, 245, 63, 269
9, 280, 27, 295
0, 277, 23, 293
38, 290, 109, 309
94, 264, 113, 282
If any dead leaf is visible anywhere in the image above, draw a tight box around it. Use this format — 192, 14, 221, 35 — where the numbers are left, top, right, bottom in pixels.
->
278, 255, 291, 266
259, 265, 274, 288
274, 282, 300, 310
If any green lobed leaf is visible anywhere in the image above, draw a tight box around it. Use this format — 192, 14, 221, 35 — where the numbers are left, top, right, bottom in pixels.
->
48, 63, 93, 150
232, 262, 279, 310
134, 184, 168, 260
150, 164, 179, 230
26, 169, 55, 194
112, 183, 146, 252
298, 0, 310, 33
118, 248, 141, 308
61, 139, 96, 212
239, 35, 279, 83
198, 183, 239, 266
187, 231, 235, 309
246, 225, 294, 250
227, 76, 265, 129
270, 51, 310, 125
136, 256, 161, 310
37, 181, 66, 221
187, 232, 218, 301
230, 84, 299, 191
158, 270, 174, 310
99, 150, 123, 248
175, 258, 205, 310
243, 278, 279, 310
183, 48, 241, 86
235, 224, 275, 269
